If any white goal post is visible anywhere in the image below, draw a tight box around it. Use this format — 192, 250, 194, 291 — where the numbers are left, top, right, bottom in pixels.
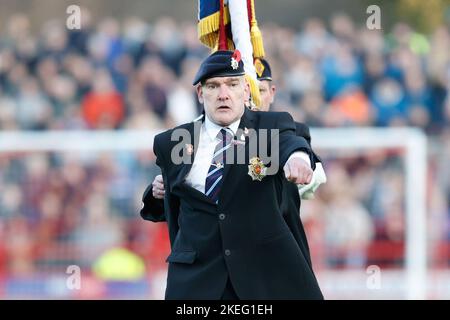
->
311, 127, 427, 300
0, 127, 427, 299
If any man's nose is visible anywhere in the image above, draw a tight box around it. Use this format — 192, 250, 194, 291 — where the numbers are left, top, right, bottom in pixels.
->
217, 84, 229, 100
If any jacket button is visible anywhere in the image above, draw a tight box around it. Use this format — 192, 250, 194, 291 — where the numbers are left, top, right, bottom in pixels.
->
219, 213, 226, 220
224, 249, 231, 256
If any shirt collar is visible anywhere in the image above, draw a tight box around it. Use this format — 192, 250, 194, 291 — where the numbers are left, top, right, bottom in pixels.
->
204, 114, 240, 142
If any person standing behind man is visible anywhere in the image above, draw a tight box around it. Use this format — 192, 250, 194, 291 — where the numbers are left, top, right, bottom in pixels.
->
254, 57, 326, 270
141, 50, 323, 300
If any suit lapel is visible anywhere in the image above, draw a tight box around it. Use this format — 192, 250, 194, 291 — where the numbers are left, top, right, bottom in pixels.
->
173, 115, 217, 204
172, 118, 202, 189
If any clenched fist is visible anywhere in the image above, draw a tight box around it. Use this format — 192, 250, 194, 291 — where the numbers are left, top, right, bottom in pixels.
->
283, 157, 313, 185
152, 174, 165, 199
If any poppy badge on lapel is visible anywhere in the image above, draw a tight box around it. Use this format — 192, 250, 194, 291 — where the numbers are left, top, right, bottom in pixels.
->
185, 144, 194, 155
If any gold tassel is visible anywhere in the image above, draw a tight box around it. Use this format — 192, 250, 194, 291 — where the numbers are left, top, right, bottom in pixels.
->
250, 22, 265, 58
249, 0, 265, 58
245, 74, 261, 109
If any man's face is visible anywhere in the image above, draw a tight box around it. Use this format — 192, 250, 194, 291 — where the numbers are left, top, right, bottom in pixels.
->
258, 80, 276, 112
197, 76, 248, 126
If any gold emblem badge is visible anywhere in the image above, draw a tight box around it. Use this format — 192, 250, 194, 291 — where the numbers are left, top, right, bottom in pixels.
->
248, 157, 267, 181
254, 58, 265, 78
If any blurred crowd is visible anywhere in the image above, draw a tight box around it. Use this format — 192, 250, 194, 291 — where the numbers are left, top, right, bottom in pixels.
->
1, 10, 450, 294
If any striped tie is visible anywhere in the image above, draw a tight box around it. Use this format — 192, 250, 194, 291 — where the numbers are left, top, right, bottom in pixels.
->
205, 128, 234, 203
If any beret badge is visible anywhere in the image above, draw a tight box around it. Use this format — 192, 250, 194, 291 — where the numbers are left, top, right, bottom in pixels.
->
231, 50, 241, 70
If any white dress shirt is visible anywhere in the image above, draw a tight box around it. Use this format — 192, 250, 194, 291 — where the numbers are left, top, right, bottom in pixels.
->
185, 115, 240, 193
185, 115, 311, 194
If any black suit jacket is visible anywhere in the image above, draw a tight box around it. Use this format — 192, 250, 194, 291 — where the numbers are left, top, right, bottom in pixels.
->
141, 108, 323, 299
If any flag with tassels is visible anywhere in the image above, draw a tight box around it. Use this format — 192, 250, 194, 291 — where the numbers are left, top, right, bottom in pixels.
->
197, 0, 266, 108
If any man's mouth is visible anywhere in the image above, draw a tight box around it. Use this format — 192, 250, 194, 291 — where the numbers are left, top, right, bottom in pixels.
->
217, 105, 230, 110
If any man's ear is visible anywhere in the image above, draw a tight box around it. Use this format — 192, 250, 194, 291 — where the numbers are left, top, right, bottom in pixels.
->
270, 84, 276, 103
244, 81, 251, 104
196, 84, 204, 104
244, 79, 250, 98
270, 84, 276, 97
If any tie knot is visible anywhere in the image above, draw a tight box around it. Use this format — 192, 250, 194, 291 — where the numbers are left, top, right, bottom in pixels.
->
218, 128, 233, 143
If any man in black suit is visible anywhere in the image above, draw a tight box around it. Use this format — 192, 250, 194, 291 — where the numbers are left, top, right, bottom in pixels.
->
152, 58, 326, 285
141, 50, 323, 300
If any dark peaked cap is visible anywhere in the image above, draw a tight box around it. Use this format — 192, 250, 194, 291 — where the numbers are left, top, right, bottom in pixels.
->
193, 50, 245, 85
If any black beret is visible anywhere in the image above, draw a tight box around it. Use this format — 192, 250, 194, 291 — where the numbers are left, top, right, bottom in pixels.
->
255, 58, 272, 81
193, 50, 245, 85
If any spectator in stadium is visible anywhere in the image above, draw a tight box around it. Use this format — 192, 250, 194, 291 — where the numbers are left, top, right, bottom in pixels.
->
81, 68, 125, 129
140, 50, 323, 299
0, 221, 7, 278
322, 166, 374, 268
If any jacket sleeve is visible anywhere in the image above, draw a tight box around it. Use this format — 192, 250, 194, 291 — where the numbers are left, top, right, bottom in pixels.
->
140, 135, 166, 222
276, 112, 315, 170
140, 182, 165, 222
141, 132, 181, 245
